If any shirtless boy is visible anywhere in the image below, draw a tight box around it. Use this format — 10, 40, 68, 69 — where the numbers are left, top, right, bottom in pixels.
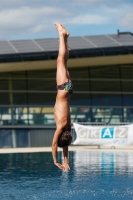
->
52, 23, 73, 171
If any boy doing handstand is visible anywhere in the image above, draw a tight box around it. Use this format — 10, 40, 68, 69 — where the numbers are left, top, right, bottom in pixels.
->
52, 23, 73, 171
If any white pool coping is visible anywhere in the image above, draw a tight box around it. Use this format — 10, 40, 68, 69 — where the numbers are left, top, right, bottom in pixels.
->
0, 145, 133, 153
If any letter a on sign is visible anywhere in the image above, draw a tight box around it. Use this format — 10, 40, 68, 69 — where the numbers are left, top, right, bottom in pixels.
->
101, 127, 114, 139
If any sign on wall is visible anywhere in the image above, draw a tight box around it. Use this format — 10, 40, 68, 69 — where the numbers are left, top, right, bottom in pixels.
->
73, 123, 133, 146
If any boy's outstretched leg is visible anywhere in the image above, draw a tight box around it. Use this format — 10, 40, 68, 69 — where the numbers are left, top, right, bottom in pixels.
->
54, 23, 70, 85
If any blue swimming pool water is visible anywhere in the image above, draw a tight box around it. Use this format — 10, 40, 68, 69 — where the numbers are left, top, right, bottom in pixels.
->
0, 151, 133, 200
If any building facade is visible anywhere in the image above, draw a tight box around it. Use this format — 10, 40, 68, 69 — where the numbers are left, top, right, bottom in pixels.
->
0, 32, 133, 148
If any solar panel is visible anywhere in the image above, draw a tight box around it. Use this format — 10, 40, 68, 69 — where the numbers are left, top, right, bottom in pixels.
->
68, 36, 95, 49
10, 40, 42, 53
0, 41, 16, 54
86, 35, 120, 48
35, 38, 59, 51
0, 33, 133, 56
108, 34, 133, 46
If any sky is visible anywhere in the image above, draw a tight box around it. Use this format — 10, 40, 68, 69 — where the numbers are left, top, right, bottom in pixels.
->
0, 0, 133, 40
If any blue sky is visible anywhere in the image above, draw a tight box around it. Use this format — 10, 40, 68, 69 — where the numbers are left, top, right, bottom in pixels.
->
0, 0, 133, 40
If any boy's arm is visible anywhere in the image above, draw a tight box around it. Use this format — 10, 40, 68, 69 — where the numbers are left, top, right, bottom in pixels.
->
62, 146, 70, 171
52, 128, 64, 170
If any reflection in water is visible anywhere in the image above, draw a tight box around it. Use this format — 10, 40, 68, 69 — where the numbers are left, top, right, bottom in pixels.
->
101, 152, 115, 175
0, 151, 133, 200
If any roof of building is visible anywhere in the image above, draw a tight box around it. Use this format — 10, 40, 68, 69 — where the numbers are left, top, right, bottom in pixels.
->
0, 32, 133, 63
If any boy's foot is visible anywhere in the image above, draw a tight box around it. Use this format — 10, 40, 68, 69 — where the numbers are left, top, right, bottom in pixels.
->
54, 22, 70, 37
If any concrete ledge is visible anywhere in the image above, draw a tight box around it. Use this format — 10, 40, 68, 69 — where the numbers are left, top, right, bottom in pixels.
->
0, 145, 133, 154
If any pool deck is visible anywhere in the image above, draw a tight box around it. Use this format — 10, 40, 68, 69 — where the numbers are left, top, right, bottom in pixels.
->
0, 145, 133, 153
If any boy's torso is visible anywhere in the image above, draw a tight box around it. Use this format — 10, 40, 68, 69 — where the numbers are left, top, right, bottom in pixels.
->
54, 91, 71, 128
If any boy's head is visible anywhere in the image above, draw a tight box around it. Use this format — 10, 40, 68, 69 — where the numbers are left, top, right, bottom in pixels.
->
58, 131, 72, 148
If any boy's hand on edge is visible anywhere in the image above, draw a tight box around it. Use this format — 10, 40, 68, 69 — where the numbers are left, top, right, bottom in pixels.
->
62, 163, 70, 172
54, 162, 64, 170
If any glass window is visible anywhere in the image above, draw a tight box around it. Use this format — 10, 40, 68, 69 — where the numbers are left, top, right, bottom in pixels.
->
0, 92, 10, 105
28, 79, 55, 91
90, 65, 120, 79
72, 80, 89, 91
12, 79, 27, 90
69, 67, 90, 91
0, 106, 8, 115
91, 80, 120, 92
10, 71, 26, 78
0, 71, 25, 79
0, 79, 9, 90
125, 108, 133, 122
123, 95, 133, 106
70, 93, 91, 106
91, 107, 123, 123
91, 93, 122, 106
11, 107, 28, 125
69, 67, 89, 79
0, 106, 11, 125
28, 92, 55, 105
121, 81, 133, 92
27, 69, 56, 79
120, 65, 133, 79
13, 92, 27, 105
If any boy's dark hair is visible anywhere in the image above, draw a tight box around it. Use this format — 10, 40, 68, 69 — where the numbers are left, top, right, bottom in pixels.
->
58, 131, 72, 148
